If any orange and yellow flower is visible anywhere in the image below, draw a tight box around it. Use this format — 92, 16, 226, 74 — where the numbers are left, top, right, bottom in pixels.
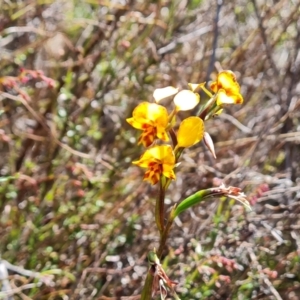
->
126, 102, 169, 147
132, 145, 176, 185
210, 71, 243, 106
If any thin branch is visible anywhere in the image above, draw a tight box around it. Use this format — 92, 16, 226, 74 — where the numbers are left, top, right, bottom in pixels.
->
250, 0, 278, 72
215, 131, 300, 148
157, 26, 212, 55
206, 0, 223, 82
219, 113, 252, 134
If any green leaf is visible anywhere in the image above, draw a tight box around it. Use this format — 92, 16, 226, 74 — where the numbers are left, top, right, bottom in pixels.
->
174, 185, 251, 218
174, 190, 211, 217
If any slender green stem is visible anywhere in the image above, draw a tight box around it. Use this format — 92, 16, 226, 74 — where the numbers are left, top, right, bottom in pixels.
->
155, 179, 165, 234
168, 127, 178, 149
141, 212, 175, 299
142, 181, 165, 299
157, 215, 174, 258
141, 272, 154, 300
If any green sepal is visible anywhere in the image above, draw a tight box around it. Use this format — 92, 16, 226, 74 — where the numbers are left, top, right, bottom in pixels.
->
148, 250, 160, 265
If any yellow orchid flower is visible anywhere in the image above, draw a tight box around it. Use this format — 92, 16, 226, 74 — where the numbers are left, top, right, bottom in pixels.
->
126, 102, 169, 147
132, 145, 176, 185
210, 70, 243, 106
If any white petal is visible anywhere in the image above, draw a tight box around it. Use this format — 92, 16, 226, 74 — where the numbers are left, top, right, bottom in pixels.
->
174, 90, 200, 111
153, 86, 179, 102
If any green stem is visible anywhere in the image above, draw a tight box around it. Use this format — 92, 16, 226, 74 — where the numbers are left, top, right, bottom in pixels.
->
157, 215, 174, 258
141, 272, 154, 300
141, 212, 175, 299
168, 127, 178, 149
155, 178, 165, 234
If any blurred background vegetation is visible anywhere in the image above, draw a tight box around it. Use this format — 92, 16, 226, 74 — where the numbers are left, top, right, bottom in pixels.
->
0, 0, 300, 299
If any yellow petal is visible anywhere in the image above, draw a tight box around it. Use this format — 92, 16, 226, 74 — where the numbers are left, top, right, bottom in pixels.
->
156, 127, 169, 142
126, 117, 144, 129
132, 102, 169, 125
216, 90, 235, 105
177, 117, 204, 148
228, 92, 243, 104
173, 90, 200, 111
153, 86, 179, 103
162, 165, 176, 180
132, 145, 175, 167
132, 150, 155, 168
147, 145, 175, 164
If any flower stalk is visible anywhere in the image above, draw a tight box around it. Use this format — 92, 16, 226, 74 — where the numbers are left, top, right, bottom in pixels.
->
155, 178, 166, 234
